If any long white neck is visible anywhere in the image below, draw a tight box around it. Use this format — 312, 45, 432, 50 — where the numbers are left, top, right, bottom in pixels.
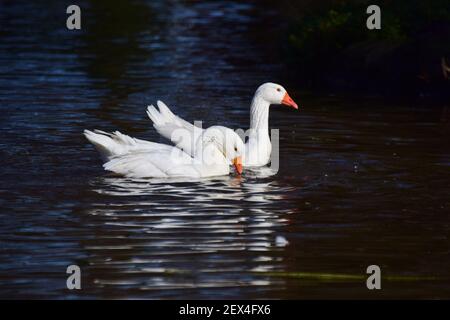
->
249, 95, 270, 132
245, 93, 272, 167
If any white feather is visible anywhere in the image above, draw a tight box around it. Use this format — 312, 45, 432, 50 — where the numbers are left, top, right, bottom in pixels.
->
83, 129, 172, 161
146, 100, 204, 156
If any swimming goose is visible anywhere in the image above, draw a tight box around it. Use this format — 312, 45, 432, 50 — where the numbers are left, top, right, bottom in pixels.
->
146, 82, 298, 167
84, 126, 244, 178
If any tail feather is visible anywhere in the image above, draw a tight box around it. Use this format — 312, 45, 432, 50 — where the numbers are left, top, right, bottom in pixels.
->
157, 100, 176, 120
147, 101, 179, 128
84, 129, 140, 161
84, 130, 118, 160
146, 105, 165, 126
84, 128, 171, 162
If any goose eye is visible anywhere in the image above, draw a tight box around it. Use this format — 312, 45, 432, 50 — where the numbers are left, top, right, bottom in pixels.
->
234, 146, 237, 151
277, 88, 281, 92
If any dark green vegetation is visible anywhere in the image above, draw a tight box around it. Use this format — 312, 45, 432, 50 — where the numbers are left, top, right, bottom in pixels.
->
282, 0, 450, 98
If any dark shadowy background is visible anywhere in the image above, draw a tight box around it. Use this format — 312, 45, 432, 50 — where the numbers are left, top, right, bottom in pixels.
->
0, 0, 449, 299
280, 0, 450, 99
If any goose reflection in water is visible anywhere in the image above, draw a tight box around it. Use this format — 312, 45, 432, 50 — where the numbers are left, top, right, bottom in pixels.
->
76, 174, 297, 297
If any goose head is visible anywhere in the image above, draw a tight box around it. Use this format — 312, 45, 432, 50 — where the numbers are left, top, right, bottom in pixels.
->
199, 126, 245, 174
255, 82, 298, 109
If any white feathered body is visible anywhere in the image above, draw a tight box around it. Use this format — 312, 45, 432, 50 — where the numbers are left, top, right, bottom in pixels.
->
84, 128, 231, 178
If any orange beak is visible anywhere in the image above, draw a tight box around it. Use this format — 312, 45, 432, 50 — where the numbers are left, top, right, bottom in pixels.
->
232, 156, 243, 175
281, 92, 299, 109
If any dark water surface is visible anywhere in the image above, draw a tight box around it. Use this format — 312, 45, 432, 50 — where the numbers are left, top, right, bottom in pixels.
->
1, 1, 450, 299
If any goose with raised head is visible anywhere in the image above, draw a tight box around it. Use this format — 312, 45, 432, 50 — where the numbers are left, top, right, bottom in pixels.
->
146, 82, 298, 167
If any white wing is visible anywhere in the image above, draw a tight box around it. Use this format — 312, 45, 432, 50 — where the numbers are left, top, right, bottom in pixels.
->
84, 129, 173, 161
146, 100, 204, 156
85, 129, 209, 178
103, 148, 199, 178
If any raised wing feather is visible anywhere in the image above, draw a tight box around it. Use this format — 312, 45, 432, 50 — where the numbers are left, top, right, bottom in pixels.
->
146, 100, 204, 156
84, 129, 173, 161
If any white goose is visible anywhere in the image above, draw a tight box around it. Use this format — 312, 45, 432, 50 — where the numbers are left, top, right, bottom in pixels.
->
146, 82, 298, 167
84, 125, 244, 178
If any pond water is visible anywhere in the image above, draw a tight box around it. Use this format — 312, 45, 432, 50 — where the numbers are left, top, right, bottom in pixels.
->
1, 0, 449, 299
